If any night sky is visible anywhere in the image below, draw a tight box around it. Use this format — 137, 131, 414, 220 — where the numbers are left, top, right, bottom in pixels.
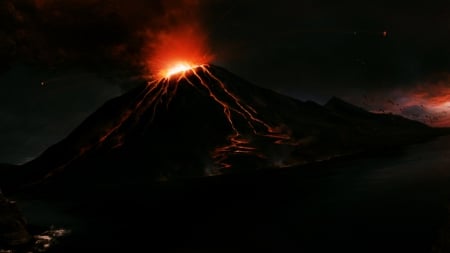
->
1, 0, 449, 164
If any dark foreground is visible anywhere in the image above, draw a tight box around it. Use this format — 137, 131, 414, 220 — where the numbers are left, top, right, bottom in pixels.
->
7, 135, 450, 253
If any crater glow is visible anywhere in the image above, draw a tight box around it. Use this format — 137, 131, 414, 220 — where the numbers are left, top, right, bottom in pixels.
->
162, 62, 198, 78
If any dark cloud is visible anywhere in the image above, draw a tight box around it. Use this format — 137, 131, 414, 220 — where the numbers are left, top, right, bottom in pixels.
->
206, 0, 450, 97
0, 0, 205, 74
2, 0, 448, 88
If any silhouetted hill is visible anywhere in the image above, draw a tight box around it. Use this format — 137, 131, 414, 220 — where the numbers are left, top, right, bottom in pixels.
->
326, 96, 429, 128
325, 96, 432, 144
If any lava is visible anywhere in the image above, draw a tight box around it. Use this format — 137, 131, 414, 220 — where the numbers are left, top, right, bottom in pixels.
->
162, 62, 199, 78
144, 24, 214, 80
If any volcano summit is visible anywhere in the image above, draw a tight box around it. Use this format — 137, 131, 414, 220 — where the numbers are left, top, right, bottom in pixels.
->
0, 65, 441, 193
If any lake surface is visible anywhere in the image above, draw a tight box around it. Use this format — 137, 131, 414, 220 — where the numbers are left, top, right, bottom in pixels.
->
16, 135, 450, 252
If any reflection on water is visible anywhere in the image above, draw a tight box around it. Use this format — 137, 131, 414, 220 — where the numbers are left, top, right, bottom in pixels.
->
0, 228, 70, 253
34, 228, 70, 252
10, 135, 450, 252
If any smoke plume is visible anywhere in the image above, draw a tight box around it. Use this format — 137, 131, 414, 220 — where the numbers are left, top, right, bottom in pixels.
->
0, 0, 210, 76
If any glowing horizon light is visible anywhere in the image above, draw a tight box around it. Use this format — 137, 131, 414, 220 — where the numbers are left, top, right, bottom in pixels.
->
161, 61, 199, 78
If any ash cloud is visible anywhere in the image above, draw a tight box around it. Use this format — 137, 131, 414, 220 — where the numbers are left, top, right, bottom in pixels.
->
0, 0, 206, 75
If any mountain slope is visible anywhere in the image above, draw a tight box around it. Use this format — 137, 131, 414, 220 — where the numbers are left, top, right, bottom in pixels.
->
325, 96, 433, 146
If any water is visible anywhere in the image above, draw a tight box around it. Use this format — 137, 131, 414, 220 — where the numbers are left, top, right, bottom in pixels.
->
14, 135, 450, 252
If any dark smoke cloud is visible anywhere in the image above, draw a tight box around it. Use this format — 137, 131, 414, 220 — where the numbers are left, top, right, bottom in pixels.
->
205, 0, 450, 98
0, 0, 205, 74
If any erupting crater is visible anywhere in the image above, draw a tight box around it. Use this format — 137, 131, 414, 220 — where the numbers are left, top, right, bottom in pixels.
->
161, 62, 200, 79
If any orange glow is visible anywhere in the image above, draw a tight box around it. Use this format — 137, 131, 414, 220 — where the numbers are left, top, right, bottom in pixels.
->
162, 61, 199, 78
364, 75, 450, 127
144, 25, 213, 79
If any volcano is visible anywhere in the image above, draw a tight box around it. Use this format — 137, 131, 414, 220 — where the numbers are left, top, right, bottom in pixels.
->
0, 65, 441, 194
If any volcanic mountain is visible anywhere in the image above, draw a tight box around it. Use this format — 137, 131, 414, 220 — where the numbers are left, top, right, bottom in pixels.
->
0, 65, 440, 193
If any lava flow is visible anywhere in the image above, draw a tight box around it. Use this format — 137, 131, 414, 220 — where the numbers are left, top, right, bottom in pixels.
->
136, 62, 291, 168
42, 62, 295, 180
99, 62, 293, 170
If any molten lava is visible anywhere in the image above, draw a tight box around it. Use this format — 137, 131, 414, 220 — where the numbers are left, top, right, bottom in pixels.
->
162, 62, 199, 78
144, 24, 214, 80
